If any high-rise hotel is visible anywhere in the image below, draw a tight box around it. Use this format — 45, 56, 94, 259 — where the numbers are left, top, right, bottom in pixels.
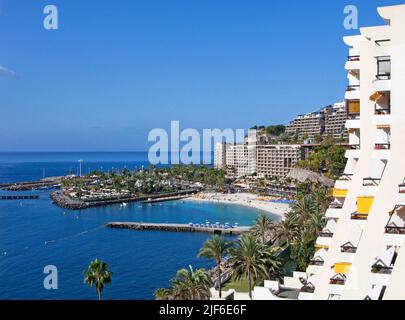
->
308, 4, 405, 301
227, 4, 405, 301
297, 4, 405, 301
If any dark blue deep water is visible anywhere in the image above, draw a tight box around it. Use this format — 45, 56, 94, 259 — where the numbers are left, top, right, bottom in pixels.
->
0, 152, 275, 300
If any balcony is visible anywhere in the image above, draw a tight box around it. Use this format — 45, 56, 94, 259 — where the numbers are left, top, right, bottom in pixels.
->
384, 205, 405, 246
374, 114, 391, 128
329, 273, 347, 286
325, 207, 343, 219
373, 143, 391, 160
309, 258, 325, 267
319, 230, 334, 238
300, 283, 315, 294
375, 107, 390, 115
363, 178, 381, 187
335, 178, 350, 190
346, 118, 360, 129
345, 55, 360, 71
345, 85, 360, 100
370, 247, 396, 286
341, 242, 357, 254
316, 235, 332, 247
375, 40, 391, 56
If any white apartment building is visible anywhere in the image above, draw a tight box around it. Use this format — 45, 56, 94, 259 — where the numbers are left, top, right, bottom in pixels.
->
214, 142, 226, 170
225, 143, 257, 177
222, 4, 405, 301
256, 145, 303, 179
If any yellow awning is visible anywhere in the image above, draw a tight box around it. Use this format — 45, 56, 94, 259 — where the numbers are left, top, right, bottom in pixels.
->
315, 245, 329, 251
334, 263, 352, 274
377, 125, 390, 129
357, 196, 374, 214
370, 92, 383, 102
347, 101, 360, 114
333, 188, 348, 198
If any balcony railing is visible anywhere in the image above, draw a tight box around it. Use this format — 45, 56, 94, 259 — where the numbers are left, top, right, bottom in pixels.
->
374, 143, 391, 150
348, 55, 360, 61
349, 144, 361, 150
375, 39, 391, 46
375, 108, 391, 115
371, 264, 393, 275
351, 213, 368, 220
341, 244, 357, 253
385, 225, 405, 234
346, 85, 360, 91
309, 260, 325, 266
301, 284, 315, 293
376, 73, 391, 80
363, 178, 381, 186
319, 231, 334, 238
339, 174, 353, 181
329, 203, 343, 209
329, 275, 346, 285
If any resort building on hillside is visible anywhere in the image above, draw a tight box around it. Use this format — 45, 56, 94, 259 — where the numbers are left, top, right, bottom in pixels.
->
285, 102, 348, 140
285, 111, 325, 139
324, 102, 348, 139
221, 4, 405, 301
256, 145, 303, 179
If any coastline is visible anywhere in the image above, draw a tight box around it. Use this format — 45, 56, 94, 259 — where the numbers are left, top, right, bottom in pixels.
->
187, 192, 291, 222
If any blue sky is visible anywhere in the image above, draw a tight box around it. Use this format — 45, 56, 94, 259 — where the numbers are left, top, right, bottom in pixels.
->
0, 0, 403, 151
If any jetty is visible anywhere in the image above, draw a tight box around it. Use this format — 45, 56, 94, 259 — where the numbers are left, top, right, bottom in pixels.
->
0, 195, 39, 200
106, 222, 251, 235
141, 195, 190, 204
0, 177, 62, 191
51, 189, 200, 210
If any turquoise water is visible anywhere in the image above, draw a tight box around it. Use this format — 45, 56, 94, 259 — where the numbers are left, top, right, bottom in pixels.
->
0, 153, 275, 300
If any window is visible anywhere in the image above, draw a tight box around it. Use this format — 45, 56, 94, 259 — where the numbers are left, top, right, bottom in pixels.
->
377, 56, 391, 79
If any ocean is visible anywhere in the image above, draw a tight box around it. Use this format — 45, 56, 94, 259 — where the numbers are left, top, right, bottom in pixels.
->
0, 152, 274, 300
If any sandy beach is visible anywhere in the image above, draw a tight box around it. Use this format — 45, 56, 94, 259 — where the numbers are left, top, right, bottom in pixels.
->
187, 192, 291, 222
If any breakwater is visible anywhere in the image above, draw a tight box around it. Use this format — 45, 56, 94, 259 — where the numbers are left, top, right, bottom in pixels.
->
51, 189, 200, 210
0, 177, 62, 191
0, 195, 39, 200
106, 222, 251, 235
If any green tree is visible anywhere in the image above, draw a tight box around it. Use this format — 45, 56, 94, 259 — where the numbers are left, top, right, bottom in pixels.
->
170, 265, 212, 300
251, 214, 274, 244
228, 234, 270, 299
198, 235, 233, 299
83, 259, 112, 300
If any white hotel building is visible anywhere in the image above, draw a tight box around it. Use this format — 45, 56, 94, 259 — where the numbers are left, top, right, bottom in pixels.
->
219, 4, 405, 301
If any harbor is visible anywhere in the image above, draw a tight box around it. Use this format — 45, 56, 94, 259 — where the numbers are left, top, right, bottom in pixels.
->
106, 222, 251, 235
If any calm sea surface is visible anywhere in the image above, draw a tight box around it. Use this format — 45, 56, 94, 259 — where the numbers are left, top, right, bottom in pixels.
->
0, 152, 275, 300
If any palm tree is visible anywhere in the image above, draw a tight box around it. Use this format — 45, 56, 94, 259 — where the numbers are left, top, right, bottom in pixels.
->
83, 259, 112, 300
291, 195, 316, 223
228, 234, 270, 299
154, 288, 172, 300
273, 215, 300, 245
170, 265, 212, 300
251, 214, 274, 244
198, 235, 233, 298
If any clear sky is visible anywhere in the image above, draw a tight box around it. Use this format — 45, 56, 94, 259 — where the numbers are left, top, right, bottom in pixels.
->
0, 0, 403, 151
